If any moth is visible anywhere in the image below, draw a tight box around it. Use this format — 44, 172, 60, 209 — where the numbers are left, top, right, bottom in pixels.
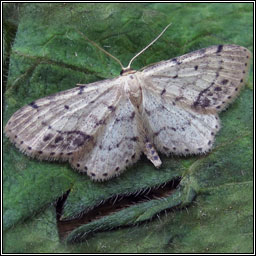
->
5, 24, 251, 181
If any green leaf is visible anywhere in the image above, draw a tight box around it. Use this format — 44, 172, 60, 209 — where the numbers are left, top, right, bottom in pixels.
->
3, 3, 253, 253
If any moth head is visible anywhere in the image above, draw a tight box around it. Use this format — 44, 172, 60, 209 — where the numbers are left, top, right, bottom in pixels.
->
120, 68, 136, 76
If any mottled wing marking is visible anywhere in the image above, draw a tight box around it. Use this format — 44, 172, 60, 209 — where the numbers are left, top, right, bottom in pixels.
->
141, 87, 220, 155
5, 77, 122, 161
70, 92, 143, 181
142, 45, 251, 112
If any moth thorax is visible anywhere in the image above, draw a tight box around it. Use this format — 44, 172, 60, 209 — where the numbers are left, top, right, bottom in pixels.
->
126, 73, 142, 107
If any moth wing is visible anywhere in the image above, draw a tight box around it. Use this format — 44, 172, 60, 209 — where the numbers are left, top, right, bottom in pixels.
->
140, 85, 220, 155
5, 77, 123, 161
69, 92, 144, 181
5, 76, 144, 181
141, 44, 251, 112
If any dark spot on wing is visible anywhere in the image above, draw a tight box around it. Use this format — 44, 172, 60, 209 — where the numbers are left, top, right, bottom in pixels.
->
171, 58, 182, 65
145, 109, 151, 116
130, 137, 138, 142
29, 101, 38, 109
175, 96, 184, 102
194, 65, 198, 70
147, 143, 153, 149
221, 79, 229, 85
73, 137, 85, 147
200, 97, 211, 108
95, 119, 106, 127
78, 85, 86, 94
214, 87, 222, 91
130, 111, 135, 120
161, 89, 166, 96
55, 136, 63, 143
154, 130, 160, 136
108, 105, 116, 112
43, 133, 53, 141
64, 105, 69, 110
216, 45, 223, 53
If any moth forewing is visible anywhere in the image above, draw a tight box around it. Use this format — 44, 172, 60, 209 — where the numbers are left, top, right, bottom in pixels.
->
141, 44, 251, 113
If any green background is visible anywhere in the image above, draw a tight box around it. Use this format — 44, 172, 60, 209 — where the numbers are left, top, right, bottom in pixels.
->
3, 3, 253, 253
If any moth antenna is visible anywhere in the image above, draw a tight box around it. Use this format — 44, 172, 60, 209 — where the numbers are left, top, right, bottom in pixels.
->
76, 29, 125, 70
126, 22, 172, 69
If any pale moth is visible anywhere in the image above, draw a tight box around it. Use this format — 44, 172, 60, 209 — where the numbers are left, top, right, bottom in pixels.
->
5, 24, 251, 181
